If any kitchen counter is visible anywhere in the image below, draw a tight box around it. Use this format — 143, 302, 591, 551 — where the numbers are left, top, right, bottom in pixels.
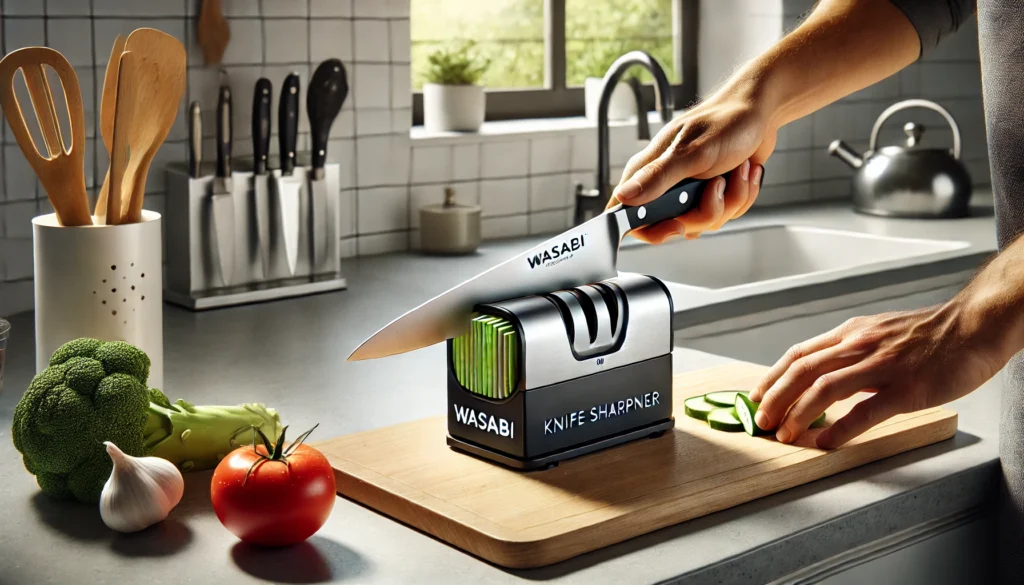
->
0, 200, 1003, 584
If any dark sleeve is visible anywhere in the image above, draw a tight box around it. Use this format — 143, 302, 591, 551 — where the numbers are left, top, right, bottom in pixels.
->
888, 0, 977, 55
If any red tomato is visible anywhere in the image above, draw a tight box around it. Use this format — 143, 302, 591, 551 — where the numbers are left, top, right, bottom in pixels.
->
211, 443, 336, 546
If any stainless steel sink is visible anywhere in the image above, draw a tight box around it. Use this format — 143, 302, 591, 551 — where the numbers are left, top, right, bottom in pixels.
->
617, 225, 969, 290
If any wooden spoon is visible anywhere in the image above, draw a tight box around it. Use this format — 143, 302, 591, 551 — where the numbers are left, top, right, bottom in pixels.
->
93, 34, 126, 222
197, 0, 230, 66
106, 51, 136, 225
0, 47, 91, 226
119, 28, 186, 224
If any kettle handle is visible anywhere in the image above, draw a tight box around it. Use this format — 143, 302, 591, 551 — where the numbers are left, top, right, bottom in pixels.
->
869, 99, 961, 160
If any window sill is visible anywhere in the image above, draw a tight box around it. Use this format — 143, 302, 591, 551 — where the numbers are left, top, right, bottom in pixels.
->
409, 111, 668, 145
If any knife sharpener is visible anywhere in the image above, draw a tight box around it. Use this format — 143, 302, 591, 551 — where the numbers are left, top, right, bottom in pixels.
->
163, 158, 347, 310
446, 273, 674, 469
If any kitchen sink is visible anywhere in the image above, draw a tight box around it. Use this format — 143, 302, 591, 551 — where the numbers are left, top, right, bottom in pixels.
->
617, 225, 970, 290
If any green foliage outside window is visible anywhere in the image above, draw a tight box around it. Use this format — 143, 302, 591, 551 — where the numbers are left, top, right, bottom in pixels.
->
411, 0, 677, 90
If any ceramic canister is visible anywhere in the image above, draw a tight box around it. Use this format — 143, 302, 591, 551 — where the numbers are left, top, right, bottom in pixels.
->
32, 211, 164, 389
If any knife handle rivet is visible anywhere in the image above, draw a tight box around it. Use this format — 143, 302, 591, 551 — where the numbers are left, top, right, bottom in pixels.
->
679, 191, 689, 205
637, 206, 647, 220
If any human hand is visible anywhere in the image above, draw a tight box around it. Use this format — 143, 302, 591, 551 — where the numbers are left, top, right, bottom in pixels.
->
749, 303, 1004, 449
608, 92, 776, 243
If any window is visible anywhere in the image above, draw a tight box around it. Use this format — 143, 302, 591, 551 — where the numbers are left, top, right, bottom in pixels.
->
411, 0, 696, 122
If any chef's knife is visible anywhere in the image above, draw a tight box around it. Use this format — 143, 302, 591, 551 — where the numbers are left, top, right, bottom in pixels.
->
307, 59, 348, 268
348, 177, 712, 361
275, 72, 302, 275
188, 100, 202, 178
211, 85, 234, 287
251, 77, 272, 277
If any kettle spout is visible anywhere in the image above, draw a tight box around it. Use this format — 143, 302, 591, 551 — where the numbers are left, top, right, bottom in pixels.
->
828, 140, 864, 169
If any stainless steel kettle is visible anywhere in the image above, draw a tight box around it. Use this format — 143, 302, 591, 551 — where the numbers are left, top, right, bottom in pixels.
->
828, 99, 972, 218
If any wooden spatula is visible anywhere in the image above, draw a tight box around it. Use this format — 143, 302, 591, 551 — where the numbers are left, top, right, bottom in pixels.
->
0, 47, 91, 226
119, 28, 186, 224
93, 34, 126, 223
197, 0, 230, 66
106, 51, 136, 225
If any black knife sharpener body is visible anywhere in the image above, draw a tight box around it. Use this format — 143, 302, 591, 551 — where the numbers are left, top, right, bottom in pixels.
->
446, 273, 674, 470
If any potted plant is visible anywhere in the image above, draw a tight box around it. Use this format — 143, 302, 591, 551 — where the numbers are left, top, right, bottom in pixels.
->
422, 43, 491, 132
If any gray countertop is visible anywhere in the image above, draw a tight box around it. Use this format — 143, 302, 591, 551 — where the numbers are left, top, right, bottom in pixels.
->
0, 200, 1004, 585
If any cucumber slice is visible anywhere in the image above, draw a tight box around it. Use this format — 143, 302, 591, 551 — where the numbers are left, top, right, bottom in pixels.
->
735, 393, 772, 436
810, 411, 827, 428
707, 407, 744, 432
684, 396, 717, 421
705, 390, 748, 407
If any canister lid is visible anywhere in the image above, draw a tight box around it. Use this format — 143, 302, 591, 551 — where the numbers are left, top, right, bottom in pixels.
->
421, 186, 481, 215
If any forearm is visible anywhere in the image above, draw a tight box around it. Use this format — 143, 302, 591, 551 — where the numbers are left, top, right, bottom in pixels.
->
955, 236, 1024, 365
715, 0, 920, 129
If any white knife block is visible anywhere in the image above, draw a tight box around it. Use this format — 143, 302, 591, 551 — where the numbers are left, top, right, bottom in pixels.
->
32, 211, 164, 389
163, 160, 345, 310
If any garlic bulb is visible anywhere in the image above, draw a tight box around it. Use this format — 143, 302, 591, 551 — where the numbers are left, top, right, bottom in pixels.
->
99, 441, 184, 533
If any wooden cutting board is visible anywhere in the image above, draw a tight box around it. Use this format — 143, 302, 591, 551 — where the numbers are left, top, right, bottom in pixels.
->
317, 362, 957, 569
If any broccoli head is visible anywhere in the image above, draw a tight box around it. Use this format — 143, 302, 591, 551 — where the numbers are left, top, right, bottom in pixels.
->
12, 339, 151, 503
12, 338, 283, 504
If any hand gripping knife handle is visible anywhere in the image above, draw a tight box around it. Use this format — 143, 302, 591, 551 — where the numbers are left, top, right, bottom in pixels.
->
446, 273, 675, 470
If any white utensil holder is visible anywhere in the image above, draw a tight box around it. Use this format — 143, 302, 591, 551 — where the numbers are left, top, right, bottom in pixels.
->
163, 160, 346, 310
33, 211, 164, 389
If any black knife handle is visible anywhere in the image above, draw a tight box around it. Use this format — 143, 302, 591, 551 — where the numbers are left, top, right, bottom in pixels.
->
216, 85, 232, 178
308, 59, 348, 173
252, 78, 272, 175
188, 100, 202, 178
621, 177, 711, 232
278, 72, 300, 176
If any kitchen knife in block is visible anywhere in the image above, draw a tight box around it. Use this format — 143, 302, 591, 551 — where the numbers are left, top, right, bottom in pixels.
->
251, 78, 272, 277
307, 59, 348, 269
211, 84, 234, 287
274, 72, 302, 276
349, 177, 713, 360
188, 100, 202, 178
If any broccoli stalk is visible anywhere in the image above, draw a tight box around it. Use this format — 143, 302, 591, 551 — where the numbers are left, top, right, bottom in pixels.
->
144, 391, 282, 472
12, 338, 283, 504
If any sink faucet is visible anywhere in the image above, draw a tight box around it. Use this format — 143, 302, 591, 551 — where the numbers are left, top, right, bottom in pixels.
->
597, 51, 674, 203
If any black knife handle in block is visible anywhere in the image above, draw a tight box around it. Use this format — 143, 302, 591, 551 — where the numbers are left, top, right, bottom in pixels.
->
308, 59, 348, 173
278, 72, 300, 176
216, 86, 232, 179
188, 100, 202, 178
622, 177, 711, 232
252, 78, 272, 175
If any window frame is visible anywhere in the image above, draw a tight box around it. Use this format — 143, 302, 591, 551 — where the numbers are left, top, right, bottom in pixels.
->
411, 0, 699, 123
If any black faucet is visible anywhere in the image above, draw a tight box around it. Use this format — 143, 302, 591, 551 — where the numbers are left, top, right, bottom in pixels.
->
575, 51, 674, 225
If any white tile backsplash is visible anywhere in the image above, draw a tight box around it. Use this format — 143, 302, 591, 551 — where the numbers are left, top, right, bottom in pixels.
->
311, 0, 353, 17
3, 200, 36, 239
310, 19, 353, 63
353, 0, 390, 18
261, 0, 309, 17
354, 64, 391, 109
570, 131, 597, 172
356, 109, 394, 136
529, 173, 571, 212
264, 19, 309, 64
339, 188, 357, 237
358, 186, 409, 232
390, 19, 411, 62
529, 209, 568, 235
481, 141, 529, 179
354, 19, 390, 63
390, 65, 412, 110
358, 231, 408, 255
47, 18, 93, 67
529, 136, 571, 175
452, 143, 481, 181
4, 144, 37, 202
4, 17, 44, 51
411, 145, 452, 185
222, 19, 264, 65
480, 177, 529, 217
482, 215, 529, 240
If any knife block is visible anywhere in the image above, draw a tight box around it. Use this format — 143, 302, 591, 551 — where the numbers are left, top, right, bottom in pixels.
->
446, 273, 675, 469
164, 160, 346, 310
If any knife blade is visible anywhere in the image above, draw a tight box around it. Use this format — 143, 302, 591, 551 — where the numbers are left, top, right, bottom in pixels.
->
251, 77, 272, 278
348, 177, 713, 361
188, 100, 202, 179
274, 72, 301, 276
307, 59, 348, 269
211, 84, 234, 287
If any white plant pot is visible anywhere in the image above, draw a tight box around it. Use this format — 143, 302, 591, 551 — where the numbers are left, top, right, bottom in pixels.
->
33, 212, 164, 389
423, 83, 485, 132
585, 77, 636, 122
